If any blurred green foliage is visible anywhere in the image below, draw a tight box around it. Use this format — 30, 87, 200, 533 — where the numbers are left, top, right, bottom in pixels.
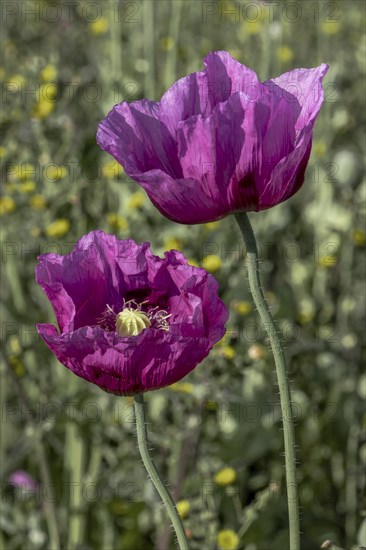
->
0, 1, 365, 549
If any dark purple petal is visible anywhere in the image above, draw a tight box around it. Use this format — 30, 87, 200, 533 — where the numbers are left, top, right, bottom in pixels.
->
97, 100, 182, 178
37, 323, 212, 395
36, 232, 157, 330
130, 169, 227, 224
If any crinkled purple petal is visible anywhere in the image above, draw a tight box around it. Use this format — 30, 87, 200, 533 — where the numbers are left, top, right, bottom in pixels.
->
96, 52, 329, 222
36, 232, 228, 395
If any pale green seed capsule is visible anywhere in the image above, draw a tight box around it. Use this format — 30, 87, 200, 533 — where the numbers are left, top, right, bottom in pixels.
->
115, 308, 151, 337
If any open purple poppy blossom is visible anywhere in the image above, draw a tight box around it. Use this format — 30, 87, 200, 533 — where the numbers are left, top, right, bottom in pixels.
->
36, 231, 228, 395
97, 51, 328, 224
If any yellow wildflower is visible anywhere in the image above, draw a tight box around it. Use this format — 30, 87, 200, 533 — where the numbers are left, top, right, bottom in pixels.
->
8, 74, 26, 87
353, 229, 366, 246
321, 21, 340, 35
176, 500, 190, 519
102, 160, 124, 179
164, 237, 182, 251
46, 165, 68, 181
19, 181, 36, 193
277, 46, 294, 63
34, 83, 58, 119
0, 196, 16, 215
39, 83, 58, 100
40, 64, 57, 82
317, 255, 337, 267
107, 213, 128, 231
46, 219, 70, 238
34, 99, 55, 119
214, 467, 237, 486
233, 301, 252, 315
0, 146, 7, 158
313, 140, 327, 157
30, 194, 47, 210
243, 20, 262, 35
217, 530, 240, 550
89, 17, 109, 35
9, 356, 25, 377
202, 254, 222, 273
220, 346, 236, 360
160, 37, 174, 51
127, 191, 145, 209
204, 221, 220, 231
170, 382, 194, 394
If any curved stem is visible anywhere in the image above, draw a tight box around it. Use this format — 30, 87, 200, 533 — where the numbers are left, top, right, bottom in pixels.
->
235, 212, 300, 550
133, 394, 189, 550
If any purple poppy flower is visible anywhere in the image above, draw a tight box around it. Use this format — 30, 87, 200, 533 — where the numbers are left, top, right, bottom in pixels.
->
36, 231, 228, 395
8, 470, 39, 492
97, 51, 328, 224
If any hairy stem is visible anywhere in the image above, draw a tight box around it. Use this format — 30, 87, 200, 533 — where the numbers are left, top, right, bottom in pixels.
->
133, 394, 189, 550
235, 212, 300, 550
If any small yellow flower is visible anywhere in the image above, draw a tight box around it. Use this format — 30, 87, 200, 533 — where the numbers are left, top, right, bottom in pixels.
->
0, 196, 16, 215
160, 36, 175, 51
313, 140, 327, 157
317, 255, 337, 267
164, 237, 182, 251
233, 301, 252, 315
9, 356, 25, 377
277, 46, 294, 63
46, 219, 70, 238
202, 254, 222, 273
298, 311, 314, 324
204, 221, 220, 231
243, 20, 262, 35
214, 467, 237, 486
34, 83, 58, 119
0, 146, 7, 158
9, 336, 21, 355
220, 346, 236, 360
170, 382, 194, 394
107, 213, 128, 231
176, 500, 190, 519
8, 74, 26, 87
46, 165, 68, 181
30, 194, 47, 210
19, 181, 36, 193
187, 258, 199, 267
34, 99, 55, 119
127, 191, 145, 209
89, 17, 109, 35
217, 529, 240, 550
321, 20, 340, 35
102, 160, 124, 179
39, 83, 58, 100
40, 64, 57, 82
353, 229, 366, 246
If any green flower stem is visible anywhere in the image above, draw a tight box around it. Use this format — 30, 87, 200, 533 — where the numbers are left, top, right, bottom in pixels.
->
235, 212, 300, 550
133, 394, 189, 550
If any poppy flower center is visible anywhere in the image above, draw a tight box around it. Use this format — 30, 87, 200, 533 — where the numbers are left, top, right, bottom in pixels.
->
97, 300, 172, 335
116, 308, 151, 337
